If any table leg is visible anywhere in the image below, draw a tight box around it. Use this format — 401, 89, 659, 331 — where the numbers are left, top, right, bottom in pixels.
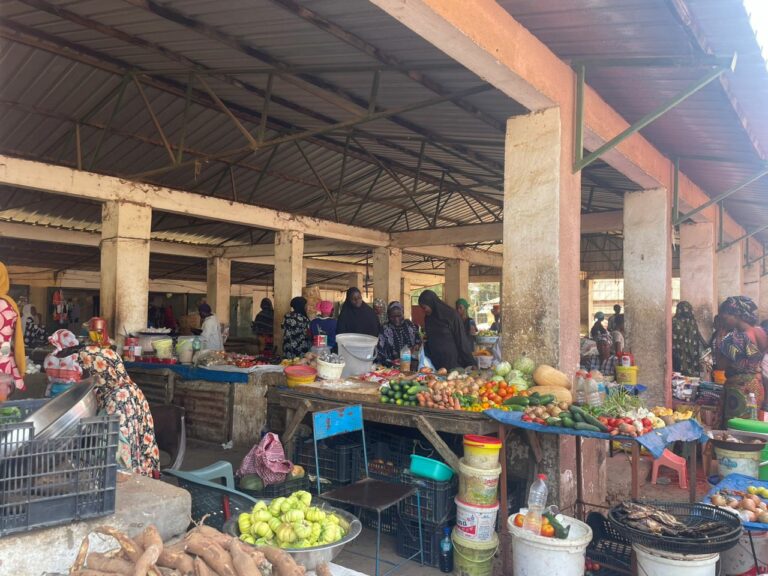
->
688, 441, 697, 504
575, 436, 584, 520
631, 442, 640, 500
499, 423, 513, 575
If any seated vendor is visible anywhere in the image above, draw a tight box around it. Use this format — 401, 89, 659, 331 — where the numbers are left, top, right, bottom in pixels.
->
310, 300, 337, 350
596, 333, 617, 379
376, 301, 421, 367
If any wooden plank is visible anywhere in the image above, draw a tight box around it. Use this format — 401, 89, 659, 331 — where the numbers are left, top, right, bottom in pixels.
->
525, 430, 543, 464
282, 399, 312, 458
414, 415, 460, 471
232, 378, 269, 447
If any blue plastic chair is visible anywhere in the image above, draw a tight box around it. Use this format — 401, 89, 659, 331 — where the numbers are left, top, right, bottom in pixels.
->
164, 461, 251, 530
312, 405, 424, 576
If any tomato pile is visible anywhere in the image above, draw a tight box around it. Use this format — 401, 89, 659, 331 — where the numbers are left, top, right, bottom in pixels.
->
596, 415, 654, 437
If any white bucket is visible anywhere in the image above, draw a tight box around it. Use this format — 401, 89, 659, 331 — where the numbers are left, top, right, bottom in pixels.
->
335, 333, 378, 378
508, 513, 592, 576
458, 459, 501, 506
455, 497, 499, 543
634, 544, 719, 576
722, 530, 768, 575
715, 446, 762, 479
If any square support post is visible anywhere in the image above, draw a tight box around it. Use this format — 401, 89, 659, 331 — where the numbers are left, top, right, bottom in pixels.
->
679, 222, 717, 337
206, 256, 231, 328
718, 241, 744, 302
623, 187, 672, 408
100, 201, 151, 347
744, 260, 760, 304
401, 277, 412, 320
444, 259, 469, 309
274, 230, 305, 354
372, 247, 402, 305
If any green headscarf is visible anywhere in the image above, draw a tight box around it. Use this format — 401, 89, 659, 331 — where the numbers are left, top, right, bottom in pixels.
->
456, 298, 471, 314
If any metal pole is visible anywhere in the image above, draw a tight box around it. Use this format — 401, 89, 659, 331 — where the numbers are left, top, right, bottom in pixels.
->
576, 57, 735, 172
672, 157, 679, 225
718, 203, 724, 248
258, 72, 273, 143
573, 64, 585, 171
679, 166, 768, 224
176, 72, 194, 165
718, 221, 768, 252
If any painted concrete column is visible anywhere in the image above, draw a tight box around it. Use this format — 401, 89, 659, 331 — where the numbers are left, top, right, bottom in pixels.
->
372, 247, 402, 304
100, 201, 151, 346
744, 262, 760, 304
760, 272, 768, 321
347, 272, 364, 294
444, 259, 469, 308
502, 108, 584, 508
679, 222, 717, 337
718, 241, 743, 302
579, 278, 592, 335
623, 188, 672, 408
28, 285, 48, 323
273, 230, 304, 353
401, 277, 412, 319
206, 256, 231, 327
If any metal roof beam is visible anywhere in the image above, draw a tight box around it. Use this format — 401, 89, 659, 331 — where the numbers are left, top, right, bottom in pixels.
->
676, 166, 768, 224
718, 222, 768, 253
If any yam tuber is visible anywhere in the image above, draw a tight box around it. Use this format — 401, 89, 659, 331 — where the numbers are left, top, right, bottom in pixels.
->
157, 542, 195, 575
86, 552, 133, 575
95, 526, 144, 563
70, 535, 90, 574
185, 532, 237, 576
192, 525, 234, 548
193, 557, 213, 576
255, 546, 303, 576
142, 525, 164, 551
133, 544, 161, 576
74, 570, 124, 576
315, 564, 332, 576
228, 538, 259, 576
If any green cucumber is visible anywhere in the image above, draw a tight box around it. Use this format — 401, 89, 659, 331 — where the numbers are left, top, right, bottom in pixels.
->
544, 512, 571, 539
570, 408, 584, 423
545, 417, 562, 427
503, 396, 530, 406
507, 404, 525, 412
537, 394, 555, 405
528, 396, 542, 406
574, 422, 600, 432
560, 416, 575, 428
570, 405, 608, 432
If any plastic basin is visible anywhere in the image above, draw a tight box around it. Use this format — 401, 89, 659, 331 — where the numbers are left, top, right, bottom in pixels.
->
409, 454, 454, 481
284, 365, 317, 387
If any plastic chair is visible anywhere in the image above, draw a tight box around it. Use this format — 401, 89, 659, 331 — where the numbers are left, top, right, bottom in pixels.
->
651, 448, 688, 490
164, 464, 254, 530
312, 405, 423, 576
152, 404, 187, 471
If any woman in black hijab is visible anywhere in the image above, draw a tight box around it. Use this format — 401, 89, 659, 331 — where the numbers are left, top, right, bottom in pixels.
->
281, 297, 310, 358
418, 290, 474, 370
252, 297, 275, 354
336, 287, 380, 337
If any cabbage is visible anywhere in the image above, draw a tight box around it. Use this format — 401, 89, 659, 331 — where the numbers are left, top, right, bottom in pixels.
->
513, 355, 535, 375
507, 375, 528, 390
494, 361, 512, 377
491, 375, 506, 383
505, 369, 522, 383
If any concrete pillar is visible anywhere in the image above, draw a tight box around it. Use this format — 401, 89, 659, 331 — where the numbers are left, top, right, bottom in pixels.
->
444, 259, 469, 308
347, 272, 365, 294
718, 241, 743, 302
401, 277, 412, 319
501, 108, 584, 508
372, 247, 402, 304
623, 188, 672, 407
28, 285, 48, 323
273, 230, 304, 353
579, 278, 592, 335
744, 262, 760, 304
679, 222, 717, 337
100, 201, 151, 346
206, 257, 231, 327
760, 272, 768, 321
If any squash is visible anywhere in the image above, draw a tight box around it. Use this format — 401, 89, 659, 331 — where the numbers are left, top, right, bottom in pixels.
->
528, 385, 572, 404
533, 364, 571, 389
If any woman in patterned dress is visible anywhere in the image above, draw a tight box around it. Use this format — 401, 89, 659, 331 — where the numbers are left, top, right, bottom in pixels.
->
281, 297, 311, 359
0, 262, 26, 399
79, 317, 159, 476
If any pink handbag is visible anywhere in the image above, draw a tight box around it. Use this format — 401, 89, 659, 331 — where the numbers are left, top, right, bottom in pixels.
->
238, 432, 293, 485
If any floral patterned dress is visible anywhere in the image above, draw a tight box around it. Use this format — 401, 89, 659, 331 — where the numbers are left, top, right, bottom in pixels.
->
79, 345, 159, 476
0, 298, 24, 390
281, 312, 310, 358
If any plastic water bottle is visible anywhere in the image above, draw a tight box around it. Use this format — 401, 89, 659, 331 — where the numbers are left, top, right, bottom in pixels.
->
400, 345, 412, 373
574, 367, 587, 405
748, 393, 758, 420
439, 527, 453, 573
522, 474, 549, 535
586, 373, 602, 407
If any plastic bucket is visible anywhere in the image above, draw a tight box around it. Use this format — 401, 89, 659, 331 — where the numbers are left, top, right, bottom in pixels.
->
634, 544, 719, 576
508, 514, 593, 576
715, 446, 761, 479
335, 333, 378, 378
316, 358, 345, 380
455, 498, 499, 542
152, 338, 174, 359
458, 459, 501, 505
615, 365, 638, 384
728, 421, 768, 481
452, 529, 498, 576
463, 435, 502, 470
721, 530, 768, 575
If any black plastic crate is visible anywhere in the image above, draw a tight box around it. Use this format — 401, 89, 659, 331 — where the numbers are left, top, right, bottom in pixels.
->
0, 412, 119, 536
353, 442, 410, 481
395, 516, 452, 568
239, 474, 310, 499
0, 398, 46, 425
398, 470, 457, 524
296, 436, 359, 483
360, 506, 398, 535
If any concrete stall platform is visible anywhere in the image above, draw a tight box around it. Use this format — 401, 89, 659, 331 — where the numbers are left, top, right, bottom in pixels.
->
0, 475, 191, 576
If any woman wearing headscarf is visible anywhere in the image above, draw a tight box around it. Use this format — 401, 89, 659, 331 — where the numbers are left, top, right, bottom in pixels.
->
418, 290, 474, 370
282, 297, 311, 358
79, 317, 159, 476
373, 298, 387, 326
455, 298, 478, 338
44, 329, 83, 397
310, 300, 337, 350
0, 262, 26, 399
198, 303, 224, 351
336, 287, 380, 337
718, 296, 768, 418
376, 301, 422, 367
672, 301, 707, 376
252, 298, 274, 353
590, 311, 607, 341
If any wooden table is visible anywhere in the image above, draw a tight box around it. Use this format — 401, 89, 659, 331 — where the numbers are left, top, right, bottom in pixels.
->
270, 381, 497, 471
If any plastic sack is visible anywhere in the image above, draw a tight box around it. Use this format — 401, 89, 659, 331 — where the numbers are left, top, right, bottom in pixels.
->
237, 432, 293, 485
418, 346, 435, 371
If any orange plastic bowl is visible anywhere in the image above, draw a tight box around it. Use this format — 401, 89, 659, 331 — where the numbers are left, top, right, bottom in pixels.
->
284, 365, 318, 387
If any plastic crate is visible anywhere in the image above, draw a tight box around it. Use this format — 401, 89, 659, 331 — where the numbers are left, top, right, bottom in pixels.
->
397, 470, 457, 524
239, 475, 311, 499
360, 506, 398, 535
296, 436, 359, 484
0, 398, 47, 425
0, 412, 120, 536
353, 442, 410, 481
395, 516, 452, 568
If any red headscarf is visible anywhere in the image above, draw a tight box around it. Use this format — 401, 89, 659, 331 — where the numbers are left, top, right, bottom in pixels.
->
87, 317, 111, 347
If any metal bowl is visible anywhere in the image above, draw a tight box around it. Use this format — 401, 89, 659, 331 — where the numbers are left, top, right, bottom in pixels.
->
222, 502, 362, 571
475, 335, 499, 346
24, 379, 97, 441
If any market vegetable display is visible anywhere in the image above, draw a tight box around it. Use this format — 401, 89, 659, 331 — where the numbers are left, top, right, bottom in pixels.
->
67, 521, 319, 576
238, 491, 349, 549
511, 512, 570, 539
710, 486, 768, 523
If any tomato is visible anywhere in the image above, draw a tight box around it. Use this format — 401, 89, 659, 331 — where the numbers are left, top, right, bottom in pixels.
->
513, 514, 524, 527
540, 524, 555, 538
522, 414, 531, 422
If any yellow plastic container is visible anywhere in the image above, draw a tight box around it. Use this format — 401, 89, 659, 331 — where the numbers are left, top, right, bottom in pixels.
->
452, 529, 498, 576
284, 366, 317, 388
463, 435, 502, 469
615, 365, 638, 385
